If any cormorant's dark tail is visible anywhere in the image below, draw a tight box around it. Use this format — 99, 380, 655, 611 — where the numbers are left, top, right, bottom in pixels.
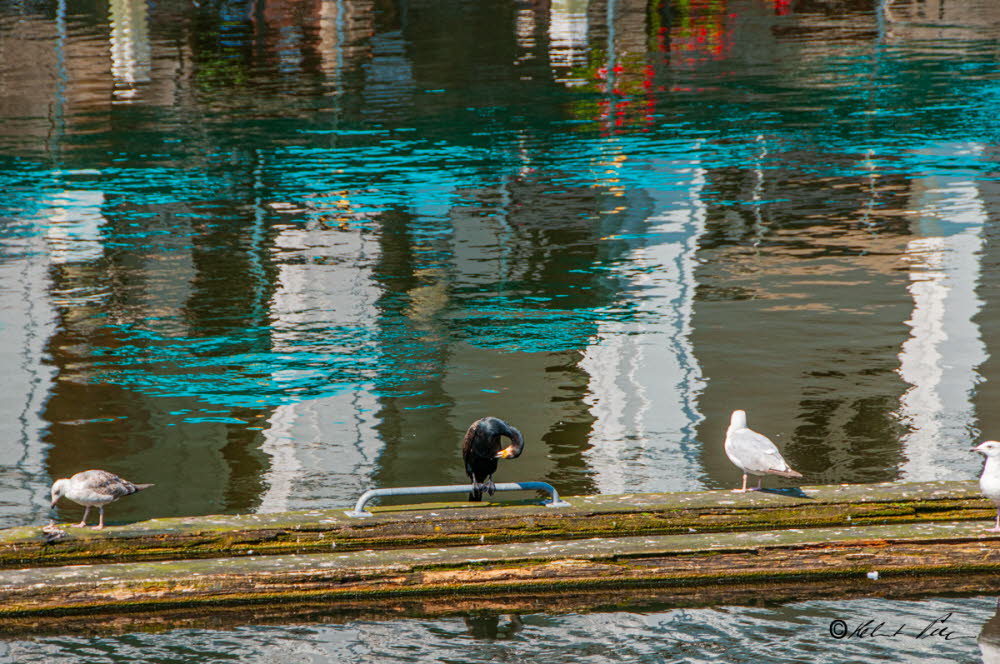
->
469, 484, 483, 502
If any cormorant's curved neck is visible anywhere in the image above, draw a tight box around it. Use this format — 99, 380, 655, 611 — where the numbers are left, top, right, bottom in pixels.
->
497, 421, 524, 458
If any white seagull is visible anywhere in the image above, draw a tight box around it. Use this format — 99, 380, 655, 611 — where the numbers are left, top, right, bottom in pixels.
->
724, 409, 803, 492
972, 441, 1000, 532
50, 469, 153, 530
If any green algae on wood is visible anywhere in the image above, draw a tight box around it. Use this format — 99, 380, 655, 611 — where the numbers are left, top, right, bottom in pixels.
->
0, 480, 991, 569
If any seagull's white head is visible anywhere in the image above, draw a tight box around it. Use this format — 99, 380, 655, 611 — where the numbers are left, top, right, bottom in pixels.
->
972, 441, 1000, 458
730, 410, 748, 430
50, 479, 68, 508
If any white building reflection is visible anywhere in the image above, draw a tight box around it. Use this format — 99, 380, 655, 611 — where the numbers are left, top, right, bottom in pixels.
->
897, 144, 988, 480
109, 0, 152, 101
44, 189, 107, 264
548, 0, 589, 86
258, 223, 383, 512
0, 226, 57, 528
580, 144, 707, 493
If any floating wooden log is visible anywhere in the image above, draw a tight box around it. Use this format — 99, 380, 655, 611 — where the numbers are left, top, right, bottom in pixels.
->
0, 520, 998, 618
0, 480, 996, 628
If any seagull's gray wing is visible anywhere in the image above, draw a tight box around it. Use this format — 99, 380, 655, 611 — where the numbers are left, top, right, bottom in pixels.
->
77, 470, 140, 499
727, 428, 789, 474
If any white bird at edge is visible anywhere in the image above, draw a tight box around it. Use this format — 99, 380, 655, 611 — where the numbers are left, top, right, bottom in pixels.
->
972, 441, 1000, 532
724, 410, 803, 492
50, 469, 154, 530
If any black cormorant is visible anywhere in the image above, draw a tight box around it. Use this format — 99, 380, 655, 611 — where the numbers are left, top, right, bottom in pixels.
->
461, 416, 524, 501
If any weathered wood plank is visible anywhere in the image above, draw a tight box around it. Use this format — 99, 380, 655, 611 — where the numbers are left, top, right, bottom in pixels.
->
0, 520, 997, 618
3, 572, 996, 637
1, 480, 990, 569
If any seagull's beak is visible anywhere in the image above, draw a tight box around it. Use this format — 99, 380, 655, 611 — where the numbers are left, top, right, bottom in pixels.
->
972, 446, 984, 453
495, 447, 513, 459
50, 498, 59, 509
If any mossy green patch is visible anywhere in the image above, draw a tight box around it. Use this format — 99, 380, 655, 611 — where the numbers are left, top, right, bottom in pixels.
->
0, 481, 991, 572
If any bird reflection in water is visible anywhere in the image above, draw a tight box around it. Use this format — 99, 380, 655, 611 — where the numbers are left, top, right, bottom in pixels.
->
979, 598, 1000, 664
463, 613, 524, 640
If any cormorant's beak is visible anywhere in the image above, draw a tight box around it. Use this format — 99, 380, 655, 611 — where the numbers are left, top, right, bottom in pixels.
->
496, 447, 513, 459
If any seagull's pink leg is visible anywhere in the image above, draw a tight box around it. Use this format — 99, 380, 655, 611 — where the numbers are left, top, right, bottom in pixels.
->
92, 506, 105, 530
75, 506, 90, 527
987, 508, 1000, 533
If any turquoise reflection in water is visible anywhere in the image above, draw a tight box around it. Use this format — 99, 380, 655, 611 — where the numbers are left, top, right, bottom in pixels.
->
2, 0, 1000, 525
5, 127, 1000, 411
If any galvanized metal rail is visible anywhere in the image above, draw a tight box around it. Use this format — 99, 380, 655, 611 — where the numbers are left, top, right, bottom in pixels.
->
345, 481, 571, 517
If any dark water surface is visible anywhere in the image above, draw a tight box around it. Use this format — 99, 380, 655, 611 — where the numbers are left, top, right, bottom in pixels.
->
2, 0, 1000, 659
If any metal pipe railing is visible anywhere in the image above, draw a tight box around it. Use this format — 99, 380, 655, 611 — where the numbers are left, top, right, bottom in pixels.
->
344, 481, 570, 517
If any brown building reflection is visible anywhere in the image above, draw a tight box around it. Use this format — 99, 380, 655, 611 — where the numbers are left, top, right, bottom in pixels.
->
691, 0, 1000, 489
883, 0, 1000, 43
368, 172, 641, 496
38, 192, 280, 520
691, 167, 914, 488
687, 0, 914, 490
973, 156, 1000, 448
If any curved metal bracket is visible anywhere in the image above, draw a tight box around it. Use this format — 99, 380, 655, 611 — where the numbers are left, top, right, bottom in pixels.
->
344, 481, 570, 518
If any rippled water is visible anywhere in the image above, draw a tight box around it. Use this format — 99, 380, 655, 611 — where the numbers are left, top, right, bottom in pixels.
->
3, 0, 1000, 523
2, 595, 996, 663
2, 0, 1000, 659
